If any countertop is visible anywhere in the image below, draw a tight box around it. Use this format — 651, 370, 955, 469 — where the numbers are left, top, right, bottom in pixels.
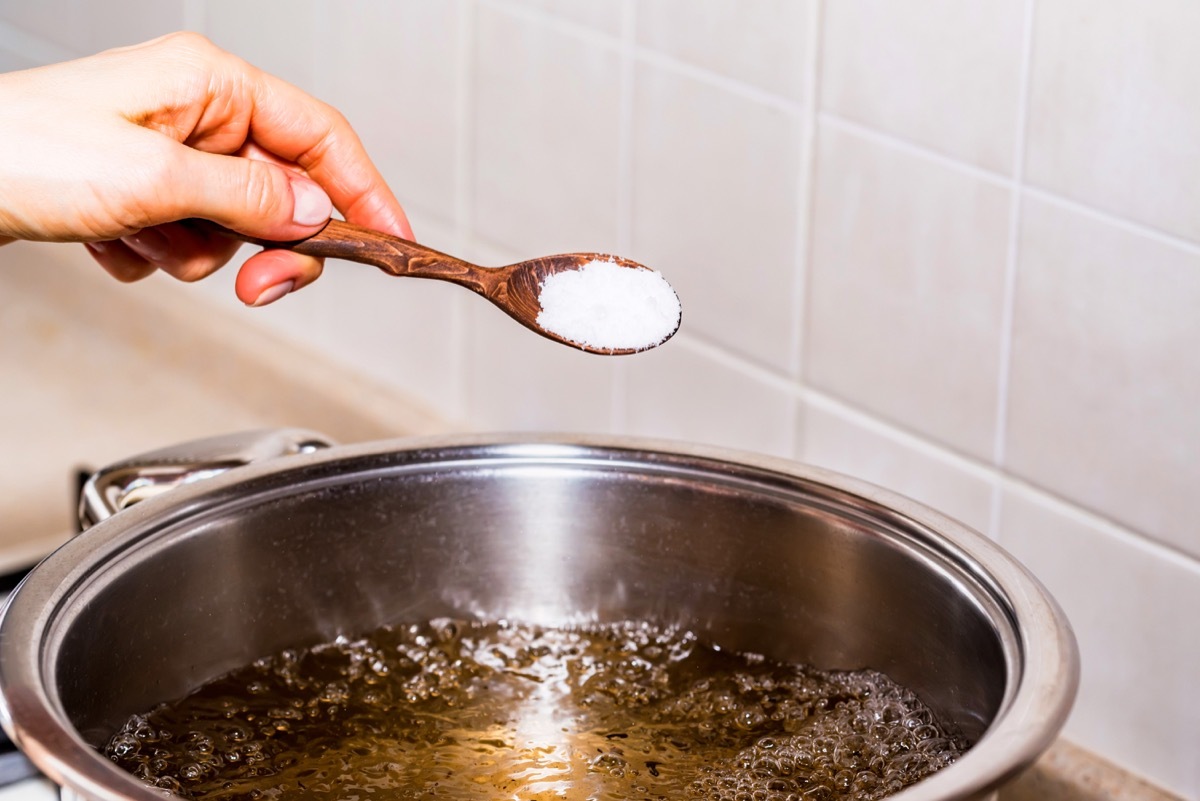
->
0, 241, 449, 569
0, 243, 1183, 801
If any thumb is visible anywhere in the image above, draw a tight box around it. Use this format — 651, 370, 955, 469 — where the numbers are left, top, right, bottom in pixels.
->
173, 149, 333, 240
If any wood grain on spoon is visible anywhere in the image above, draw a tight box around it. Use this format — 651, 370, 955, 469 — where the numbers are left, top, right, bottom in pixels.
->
222, 219, 680, 355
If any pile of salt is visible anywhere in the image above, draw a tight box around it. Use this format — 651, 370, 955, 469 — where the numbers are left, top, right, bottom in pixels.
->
535, 259, 681, 352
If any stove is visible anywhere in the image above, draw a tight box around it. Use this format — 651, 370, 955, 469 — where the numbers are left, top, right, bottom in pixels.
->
0, 567, 38, 789
0, 469, 94, 797
0, 581, 57, 799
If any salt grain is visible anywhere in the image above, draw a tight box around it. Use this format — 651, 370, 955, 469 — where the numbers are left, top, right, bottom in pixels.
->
536, 259, 681, 352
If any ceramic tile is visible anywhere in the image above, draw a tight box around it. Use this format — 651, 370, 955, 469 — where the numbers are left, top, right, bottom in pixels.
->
799, 400, 995, 534
0, 0, 184, 57
806, 123, 1010, 460
0, 2, 87, 53
473, 6, 622, 257
84, 1, 187, 52
502, 0, 623, 37
203, 0, 318, 92
1025, 0, 1200, 242
820, 0, 1023, 174
299, 262, 464, 416
460, 232, 615, 431
631, 62, 803, 372
635, 0, 811, 103
1006, 196, 1200, 558
321, 0, 460, 223
998, 486, 1200, 800
0, 46, 34, 72
462, 299, 618, 434
621, 339, 797, 459
190, 212, 463, 418
187, 240, 331, 348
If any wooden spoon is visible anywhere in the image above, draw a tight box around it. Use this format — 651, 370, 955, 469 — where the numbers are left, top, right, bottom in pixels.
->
227, 219, 679, 355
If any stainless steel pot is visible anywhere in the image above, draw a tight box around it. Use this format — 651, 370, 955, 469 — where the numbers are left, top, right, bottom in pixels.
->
0, 430, 1078, 801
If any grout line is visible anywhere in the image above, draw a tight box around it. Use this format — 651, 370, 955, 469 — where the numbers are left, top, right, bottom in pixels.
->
451, 0, 478, 423
0, 21, 78, 65
988, 0, 1038, 539
477, 0, 622, 51
803, 385, 1200, 570
480, 0, 804, 117
609, 0, 638, 434
1022, 184, 1200, 259
790, 0, 823, 381
791, 0, 824, 458
999, 474, 1200, 573
819, 111, 1012, 189
182, 0, 206, 33
310, 3, 331, 100
800, 388, 1001, 484
632, 46, 804, 117
615, 1, 636, 257
681, 327, 808, 389
822, 108, 1200, 262
674, 334, 808, 399
454, 0, 476, 256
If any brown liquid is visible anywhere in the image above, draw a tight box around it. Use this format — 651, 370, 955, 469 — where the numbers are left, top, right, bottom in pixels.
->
103, 620, 967, 801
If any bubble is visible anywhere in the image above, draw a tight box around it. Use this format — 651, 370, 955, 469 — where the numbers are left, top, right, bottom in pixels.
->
102, 620, 967, 801
109, 734, 139, 758
179, 762, 205, 782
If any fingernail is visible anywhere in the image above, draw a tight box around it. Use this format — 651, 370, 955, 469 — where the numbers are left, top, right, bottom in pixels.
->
290, 179, 332, 227
124, 228, 170, 262
250, 280, 295, 307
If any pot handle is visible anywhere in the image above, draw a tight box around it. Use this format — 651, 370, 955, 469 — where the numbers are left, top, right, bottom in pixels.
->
78, 428, 335, 530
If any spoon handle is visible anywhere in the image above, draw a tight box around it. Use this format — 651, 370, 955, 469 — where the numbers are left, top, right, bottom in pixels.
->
234, 219, 501, 295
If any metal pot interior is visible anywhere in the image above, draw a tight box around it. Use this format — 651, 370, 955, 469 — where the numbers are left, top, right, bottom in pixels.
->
1, 438, 1075, 800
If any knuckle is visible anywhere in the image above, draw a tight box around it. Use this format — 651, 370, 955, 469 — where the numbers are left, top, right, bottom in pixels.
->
155, 30, 217, 57
241, 160, 289, 221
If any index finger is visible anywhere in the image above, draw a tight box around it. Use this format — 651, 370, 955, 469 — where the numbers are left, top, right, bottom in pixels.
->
238, 67, 413, 239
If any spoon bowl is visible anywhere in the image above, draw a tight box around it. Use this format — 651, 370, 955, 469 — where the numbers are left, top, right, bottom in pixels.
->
230, 220, 679, 355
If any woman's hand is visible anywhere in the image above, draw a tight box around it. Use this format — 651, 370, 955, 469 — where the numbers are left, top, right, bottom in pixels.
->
0, 32, 412, 306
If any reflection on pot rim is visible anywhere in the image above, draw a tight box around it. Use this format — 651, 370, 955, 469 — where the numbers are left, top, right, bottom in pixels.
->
0, 432, 1079, 801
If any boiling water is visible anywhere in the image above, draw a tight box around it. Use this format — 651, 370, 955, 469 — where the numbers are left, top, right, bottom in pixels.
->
103, 620, 968, 801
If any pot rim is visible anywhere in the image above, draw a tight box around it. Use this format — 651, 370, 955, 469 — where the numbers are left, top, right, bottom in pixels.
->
0, 432, 1079, 801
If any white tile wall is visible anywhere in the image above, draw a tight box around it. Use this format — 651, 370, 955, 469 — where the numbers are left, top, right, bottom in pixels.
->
0, 45, 32, 72
463, 305, 620, 433
807, 122, 1011, 460
800, 395, 995, 533
1007, 195, 1200, 560
3, 2, 1200, 795
0, 0, 184, 55
500, 0, 624, 37
622, 338, 797, 457
636, 0, 812, 103
1025, 0, 1200, 242
319, 0, 463, 226
998, 485, 1200, 799
203, 0, 318, 92
820, 0, 1025, 174
472, 5, 622, 257
463, 236, 619, 432
631, 61, 804, 372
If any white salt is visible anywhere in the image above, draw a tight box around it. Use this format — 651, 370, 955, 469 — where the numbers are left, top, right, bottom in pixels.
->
536, 259, 681, 352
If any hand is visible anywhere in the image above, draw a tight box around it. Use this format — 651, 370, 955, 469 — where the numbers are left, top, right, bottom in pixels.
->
0, 32, 412, 306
